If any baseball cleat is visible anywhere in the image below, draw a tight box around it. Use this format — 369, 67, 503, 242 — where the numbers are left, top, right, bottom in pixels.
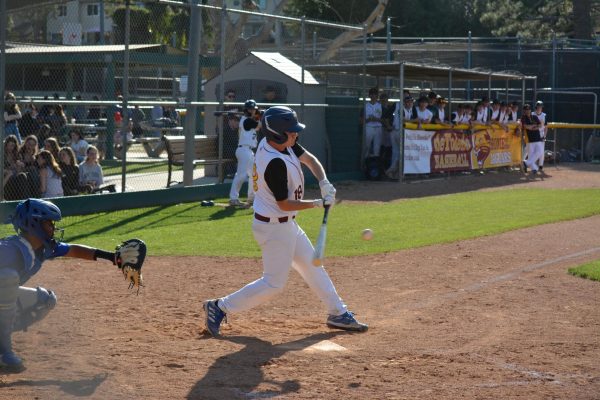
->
0, 351, 26, 373
326, 311, 368, 332
229, 199, 244, 207
203, 299, 226, 337
522, 162, 528, 173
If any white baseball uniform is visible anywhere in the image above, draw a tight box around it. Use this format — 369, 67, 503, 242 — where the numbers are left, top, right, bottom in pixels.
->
534, 110, 547, 167
229, 115, 258, 203
364, 101, 382, 157
219, 137, 348, 316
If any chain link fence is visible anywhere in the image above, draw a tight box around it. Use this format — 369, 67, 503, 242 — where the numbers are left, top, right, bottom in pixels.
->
2, 1, 599, 205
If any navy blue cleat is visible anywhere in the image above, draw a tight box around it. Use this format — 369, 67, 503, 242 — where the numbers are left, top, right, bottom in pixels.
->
327, 311, 368, 332
203, 299, 226, 337
0, 351, 25, 373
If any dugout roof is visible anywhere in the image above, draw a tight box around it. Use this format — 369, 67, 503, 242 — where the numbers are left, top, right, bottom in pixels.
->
307, 61, 536, 81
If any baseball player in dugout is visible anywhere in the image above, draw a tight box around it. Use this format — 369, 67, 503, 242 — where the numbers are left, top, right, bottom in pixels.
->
0, 199, 146, 373
204, 106, 368, 336
521, 103, 544, 176
229, 99, 261, 207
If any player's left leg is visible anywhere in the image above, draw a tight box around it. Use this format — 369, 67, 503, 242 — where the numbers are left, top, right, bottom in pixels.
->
0, 268, 24, 373
291, 223, 368, 331
229, 147, 247, 205
13, 286, 57, 332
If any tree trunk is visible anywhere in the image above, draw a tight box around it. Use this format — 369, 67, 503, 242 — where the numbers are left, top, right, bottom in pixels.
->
573, 0, 592, 40
317, 0, 389, 63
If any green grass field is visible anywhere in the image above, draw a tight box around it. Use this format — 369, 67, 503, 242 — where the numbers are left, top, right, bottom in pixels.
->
3, 188, 598, 258
568, 260, 600, 282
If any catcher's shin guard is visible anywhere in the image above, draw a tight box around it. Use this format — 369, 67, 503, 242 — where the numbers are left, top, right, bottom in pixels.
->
0, 268, 25, 372
13, 287, 57, 332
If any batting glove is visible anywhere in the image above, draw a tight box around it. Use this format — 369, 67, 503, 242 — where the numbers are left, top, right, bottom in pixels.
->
319, 179, 336, 200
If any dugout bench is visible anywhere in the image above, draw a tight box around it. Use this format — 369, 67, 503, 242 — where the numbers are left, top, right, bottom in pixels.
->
162, 135, 235, 187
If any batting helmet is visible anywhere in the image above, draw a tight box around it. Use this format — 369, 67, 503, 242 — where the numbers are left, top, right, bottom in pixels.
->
244, 99, 258, 110
261, 106, 305, 145
12, 199, 62, 248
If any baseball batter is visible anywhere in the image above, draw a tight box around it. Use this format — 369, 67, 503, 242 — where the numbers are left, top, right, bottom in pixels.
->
204, 106, 368, 336
229, 100, 260, 206
0, 199, 145, 373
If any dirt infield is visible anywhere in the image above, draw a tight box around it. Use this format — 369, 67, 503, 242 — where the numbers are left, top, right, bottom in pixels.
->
2, 164, 600, 399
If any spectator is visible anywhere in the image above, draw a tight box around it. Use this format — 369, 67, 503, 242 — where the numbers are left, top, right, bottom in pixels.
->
498, 101, 510, 123
18, 135, 39, 171
38, 96, 52, 121
87, 95, 103, 120
260, 85, 284, 104
151, 101, 164, 121
114, 121, 134, 157
463, 104, 474, 124
44, 137, 61, 162
364, 87, 383, 158
79, 145, 104, 191
4, 92, 22, 143
415, 96, 433, 128
19, 102, 41, 137
37, 124, 52, 143
427, 91, 438, 111
48, 104, 67, 137
130, 104, 146, 137
398, 95, 418, 123
58, 147, 81, 196
490, 99, 501, 122
163, 106, 180, 126
68, 130, 89, 163
72, 94, 87, 122
36, 150, 64, 198
3, 135, 29, 200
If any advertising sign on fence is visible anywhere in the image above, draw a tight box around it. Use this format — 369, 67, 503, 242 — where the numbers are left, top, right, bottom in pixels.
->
404, 126, 522, 174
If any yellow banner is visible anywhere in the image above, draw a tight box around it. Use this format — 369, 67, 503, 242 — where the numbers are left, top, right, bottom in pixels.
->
471, 127, 522, 169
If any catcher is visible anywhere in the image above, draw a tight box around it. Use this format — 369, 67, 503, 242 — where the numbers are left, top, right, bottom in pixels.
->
0, 198, 146, 373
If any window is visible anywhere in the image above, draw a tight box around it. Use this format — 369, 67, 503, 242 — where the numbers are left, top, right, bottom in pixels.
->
87, 4, 99, 16
58, 5, 67, 17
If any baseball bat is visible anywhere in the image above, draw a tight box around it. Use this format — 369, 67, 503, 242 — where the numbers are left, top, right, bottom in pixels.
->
213, 110, 244, 116
312, 205, 331, 266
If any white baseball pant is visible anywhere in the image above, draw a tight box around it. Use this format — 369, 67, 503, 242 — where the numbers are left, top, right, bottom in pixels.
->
524, 142, 545, 172
229, 146, 255, 202
364, 125, 382, 157
219, 219, 348, 316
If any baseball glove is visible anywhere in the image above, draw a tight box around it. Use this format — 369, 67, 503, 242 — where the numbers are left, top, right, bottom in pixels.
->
115, 239, 146, 292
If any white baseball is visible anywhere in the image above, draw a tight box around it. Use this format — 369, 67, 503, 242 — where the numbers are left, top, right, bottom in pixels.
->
361, 229, 374, 241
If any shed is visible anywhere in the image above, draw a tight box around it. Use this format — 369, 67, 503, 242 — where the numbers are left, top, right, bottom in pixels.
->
203, 52, 328, 161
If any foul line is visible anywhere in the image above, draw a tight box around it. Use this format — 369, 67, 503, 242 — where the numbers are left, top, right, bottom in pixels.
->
407, 246, 600, 310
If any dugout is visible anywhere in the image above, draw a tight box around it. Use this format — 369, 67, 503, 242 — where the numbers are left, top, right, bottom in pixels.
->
203, 52, 328, 161
308, 61, 536, 180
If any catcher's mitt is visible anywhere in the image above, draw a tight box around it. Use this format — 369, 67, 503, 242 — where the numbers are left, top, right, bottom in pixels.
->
115, 239, 146, 292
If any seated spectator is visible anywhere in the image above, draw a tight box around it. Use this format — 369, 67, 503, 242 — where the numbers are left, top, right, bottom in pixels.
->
36, 150, 64, 198
114, 121, 134, 156
69, 130, 89, 163
87, 95, 103, 120
3, 135, 29, 200
19, 102, 41, 137
79, 145, 115, 193
44, 137, 61, 161
49, 104, 67, 136
58, 147, 81, 196
72, 94, 87, 122
37, 123, 52, 142
18, 135, 39, 172
130, 104, 146, 137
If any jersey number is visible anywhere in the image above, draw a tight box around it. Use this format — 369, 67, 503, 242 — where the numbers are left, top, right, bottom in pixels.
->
294, 185, 303, 200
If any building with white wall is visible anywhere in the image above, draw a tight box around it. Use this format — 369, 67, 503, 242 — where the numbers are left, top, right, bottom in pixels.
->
46, 1, 113, 45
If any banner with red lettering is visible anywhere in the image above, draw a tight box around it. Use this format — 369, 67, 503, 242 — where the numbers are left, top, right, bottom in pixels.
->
430, 130, 473, 173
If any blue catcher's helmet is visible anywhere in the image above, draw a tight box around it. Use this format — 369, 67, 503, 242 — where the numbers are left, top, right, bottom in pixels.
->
261, 106, 305, 145
244, 99, 258, 110
12, 199, 62, 247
